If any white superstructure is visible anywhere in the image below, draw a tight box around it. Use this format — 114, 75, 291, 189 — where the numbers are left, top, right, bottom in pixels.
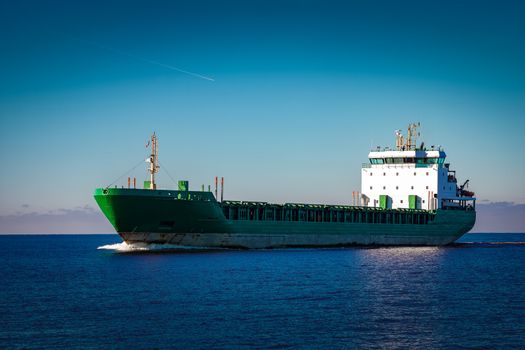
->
360, 123, 474, 210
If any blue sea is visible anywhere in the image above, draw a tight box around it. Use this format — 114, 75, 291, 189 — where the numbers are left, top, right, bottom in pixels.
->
1, 233, 525, 349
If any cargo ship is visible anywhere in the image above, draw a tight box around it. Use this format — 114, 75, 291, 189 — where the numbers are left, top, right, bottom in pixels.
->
94, 123, 476, 247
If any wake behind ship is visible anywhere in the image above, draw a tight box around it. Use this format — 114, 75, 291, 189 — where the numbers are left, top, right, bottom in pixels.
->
94, 124, 476, 248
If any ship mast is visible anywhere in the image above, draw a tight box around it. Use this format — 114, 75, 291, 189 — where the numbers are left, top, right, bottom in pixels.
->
395, 122, 420, 150
148, 132, 159, 189
406, 122, 420, 150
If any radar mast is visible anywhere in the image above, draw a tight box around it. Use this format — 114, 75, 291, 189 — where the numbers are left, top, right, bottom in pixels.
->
406, 122, 420, 150
395, 122, 420, 150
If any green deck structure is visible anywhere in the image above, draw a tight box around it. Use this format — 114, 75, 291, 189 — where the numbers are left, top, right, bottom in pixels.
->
409, 194, 417, 209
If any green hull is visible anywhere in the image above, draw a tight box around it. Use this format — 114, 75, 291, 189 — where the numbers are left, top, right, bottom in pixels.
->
94, 188, 475, 248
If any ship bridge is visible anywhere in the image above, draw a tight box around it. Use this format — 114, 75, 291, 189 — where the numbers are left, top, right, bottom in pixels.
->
360, 123, 475, 211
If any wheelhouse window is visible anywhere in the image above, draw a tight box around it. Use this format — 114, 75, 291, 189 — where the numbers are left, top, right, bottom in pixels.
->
417, 157, 443, 164
370, 157, 444, 165
383, 157, 405, 164
369, 158, 384, 164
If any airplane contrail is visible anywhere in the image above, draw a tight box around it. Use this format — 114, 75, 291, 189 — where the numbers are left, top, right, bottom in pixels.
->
102, 45, 215, 82
67, 34, 215, 82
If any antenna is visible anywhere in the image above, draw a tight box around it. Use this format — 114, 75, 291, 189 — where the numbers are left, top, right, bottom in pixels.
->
395, 129, 404, 151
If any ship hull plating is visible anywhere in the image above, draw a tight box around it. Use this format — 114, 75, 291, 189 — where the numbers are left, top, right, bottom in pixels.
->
119, 231, 465, 248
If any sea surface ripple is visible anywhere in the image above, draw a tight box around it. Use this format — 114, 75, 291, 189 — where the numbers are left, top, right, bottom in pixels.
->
1, 233, 524, 349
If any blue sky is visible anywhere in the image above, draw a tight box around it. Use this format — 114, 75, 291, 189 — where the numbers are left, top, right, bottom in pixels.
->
0, 0, 524, 231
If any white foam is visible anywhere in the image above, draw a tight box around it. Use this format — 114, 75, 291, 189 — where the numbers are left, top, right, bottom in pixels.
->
98, 242, 146, 251
97, 241, 219, 252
